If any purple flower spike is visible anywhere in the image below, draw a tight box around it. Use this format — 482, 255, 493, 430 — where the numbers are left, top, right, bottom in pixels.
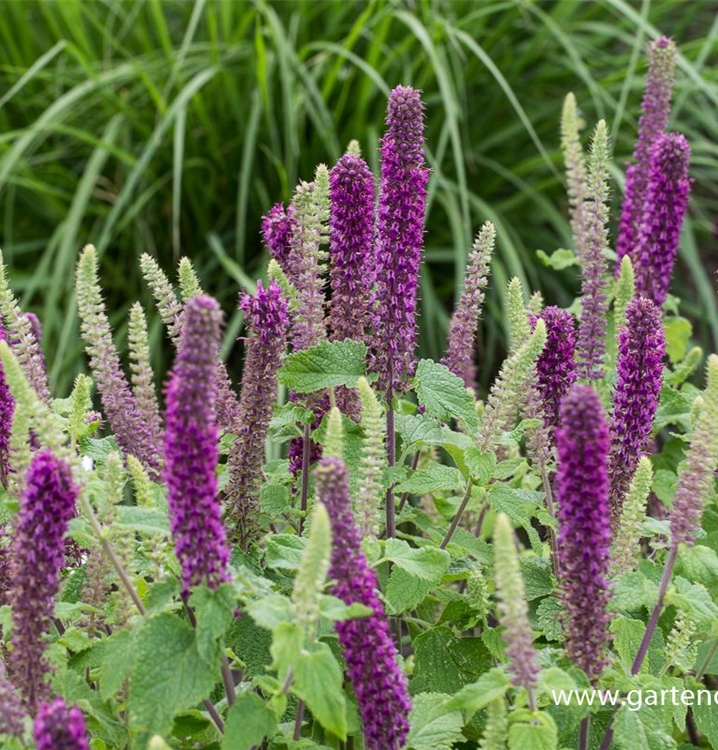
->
0, 317, 14, 487
556, 385, 612, 682
34, 699, 90, 750
9, 451, 79, 712
634, 133, 691, 306
609, 297, 665, 516
262, 203, 295, 277
226, 281, 289, 549
316, 456, 411, 750
532, 306, 577, 435
164, 295, 230, 594
328, 153, 376, 345
617, 37, 677, 268
372, 86, 429, 396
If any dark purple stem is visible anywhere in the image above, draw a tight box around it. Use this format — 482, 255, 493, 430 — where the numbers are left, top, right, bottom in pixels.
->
440, 480, 474, 549
579, 716, 590, 750
293, 701, 306, 740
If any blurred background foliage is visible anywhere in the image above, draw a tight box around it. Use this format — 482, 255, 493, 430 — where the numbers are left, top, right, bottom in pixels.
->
1, 0, 717, 394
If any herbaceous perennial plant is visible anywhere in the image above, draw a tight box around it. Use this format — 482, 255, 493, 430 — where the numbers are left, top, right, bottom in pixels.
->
1, 37, 717, 750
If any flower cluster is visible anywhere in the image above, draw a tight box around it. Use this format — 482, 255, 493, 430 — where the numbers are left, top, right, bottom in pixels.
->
609, 297, 665, 516
163, 295, 230, 593
34, 699, 90, 750
225, 281, 289, 549
372, 86, 429, 395
0, 316, 14, 487
556, 385, 612, 682
9, 451, 79, 711
316, 456, 411, 750
262, 202, 295, 277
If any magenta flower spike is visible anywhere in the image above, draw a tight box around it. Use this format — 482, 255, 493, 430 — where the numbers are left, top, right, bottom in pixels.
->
163, 295, 230, 594
262, 203, 296, 279
0, 317, 14, 487
226, 280, 289, 549
532, 306, 577, 435
633, 133, 691, 305
609, 297, 665, 516
328, 153, 376, 345
8, 451, 79, 712
316, 456, 411, 750
372, 86, 429, 396
556, 385, 612, 682
34, 699, 90, 750
616, 37, 677, 268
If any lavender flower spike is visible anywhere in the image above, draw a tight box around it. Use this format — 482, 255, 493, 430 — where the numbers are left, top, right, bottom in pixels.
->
316, 456, 411, 750
492, 513, 540, 702
328, 153, 376, 345
441, 222, 495, 389
0, 317, 14, 488
262, 203, 295, 278
532, 306, 577, 434
8, 451, 79, 712
164, 295, 230, 593
670, 354, 718, 546
575, 121, 611, 381
608, 297, 665, 517
556, 385, 612, 682
372, 86, 430, 395
634, 133, 691, 306
226, 281, 289, 549
76, 245, 160, 475
616, 37, 677, 268
34, 699, 90, 750
0, 663, 24, 737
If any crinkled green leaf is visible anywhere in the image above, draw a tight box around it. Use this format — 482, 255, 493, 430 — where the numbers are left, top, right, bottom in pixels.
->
414, 359, 478, 431
278, 340, 369, 392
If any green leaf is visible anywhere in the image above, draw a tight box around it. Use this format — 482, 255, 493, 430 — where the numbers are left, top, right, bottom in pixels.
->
446, 667, 510, 716
189, 583, 236, 663
128, 613, 219, 738
99, 630, 134, 701
611, 570, 659, 612
407, 692, 464, 750
519, 559, 554, 601
115, 506, 169, 536
670, 577, 718, 628
677, 545, 718, 590
693, 697, 718, 747
270, 621, 303, 679
508, 710, 558, 750
610, 617, 665, 675
464, 448, 496, 484
394, 464, 463, 495
380, 539, 451, 581
264, 535, 306, 570
292, 643, 347, 739
222, 692, 277, 750
663, 316, 692, 364
536, 247, 579, 270
278, 340, 369, 393
536, 597, 563, 642
385, 568, 434, 614
246, 594, 292, 630
414, 359, 478, 431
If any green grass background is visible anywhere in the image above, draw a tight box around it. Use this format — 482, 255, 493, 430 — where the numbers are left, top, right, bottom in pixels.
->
1, 0, 717, 394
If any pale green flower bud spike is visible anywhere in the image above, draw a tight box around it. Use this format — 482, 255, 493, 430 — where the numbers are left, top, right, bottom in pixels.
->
561, 92, 587, 252
177, 257, 203, 300
614, 255, 635, 342
610, 456, 653, 576
139, 253, 183, 344
346, 139, 362, 156
479, 698, 508, 750
68, 373, 94, 447
323, 407, 344, 460
357, 377, 386, 538
506, 277, 530, 354
127, 454, 155, 509
292, 502, 332, 639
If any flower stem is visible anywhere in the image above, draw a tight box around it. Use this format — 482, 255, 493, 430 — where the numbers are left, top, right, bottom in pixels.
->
299, 423, 312, 533
385, 384, 396, 538
440, 479, 474, 549
579, 716, 590, 750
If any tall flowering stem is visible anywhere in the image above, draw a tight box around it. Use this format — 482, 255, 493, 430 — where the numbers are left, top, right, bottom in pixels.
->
0, 251, 50, 401
316, 456, 411, 750
576, 121, 611, 382
492, 513, 539, 705
561, 92, 587, 252
0, 317, 14, 487
225, 281, 289, 550
128, 302, 163, 448
0, 663, 24, 736
76, 245, 160, 475
372, 86, 429, 396
532, 306, 577, 436
328, 153, 376, 416
262, 203, 296, 279
556, 385, 612, 683
608, 297, 665, 517
164, 295, 230, 594
616, 37, 677, 268
34, 699, 90, 750
8, 451, 79, 712
633, 133, 691, 305
328, 154, 375, 345
442, 222, 495, 389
